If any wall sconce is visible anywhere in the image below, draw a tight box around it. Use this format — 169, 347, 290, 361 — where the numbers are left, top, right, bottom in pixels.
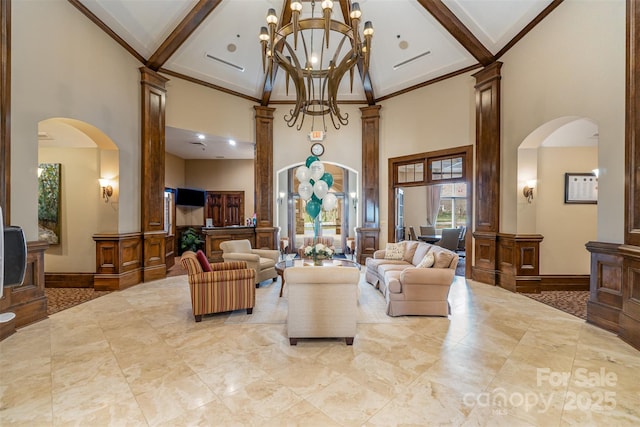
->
350, 192, 358, 210
523, 180, 535, 203
278, 191, 286, 205
99, 178, 113, 203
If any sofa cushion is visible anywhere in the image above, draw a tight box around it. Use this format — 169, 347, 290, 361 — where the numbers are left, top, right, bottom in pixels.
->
411, 243, 432, 266
433, 250, 455, 268
416, 252, 435, 268
384, 242, 405, 260
402, 241, 420, 263
195, 250, 213, 272
378, 263, 410, 277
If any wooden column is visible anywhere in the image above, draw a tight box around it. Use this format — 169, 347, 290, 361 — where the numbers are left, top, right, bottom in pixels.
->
620, 0, 640, 349
472, 62, 502, 285
356, 105, 381, 264
254, 106, 277, 249
0, 0, 10, 223
586, 241, 623, 333
140, 67, 167, 282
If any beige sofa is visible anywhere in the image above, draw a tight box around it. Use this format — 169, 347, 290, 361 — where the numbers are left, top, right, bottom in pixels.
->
365, 240, 459, 317
285, 266, 360, 345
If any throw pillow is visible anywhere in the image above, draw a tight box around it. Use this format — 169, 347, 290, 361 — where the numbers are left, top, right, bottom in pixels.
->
433, 251, 455, 268
384, 242, 405, 260
416, 252, 435, 268
195, 250, 213, 272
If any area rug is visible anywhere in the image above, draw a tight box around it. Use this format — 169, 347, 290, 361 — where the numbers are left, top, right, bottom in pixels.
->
225, 272, 404, 325
45, 288, 112, 315
522, 291, 588, 320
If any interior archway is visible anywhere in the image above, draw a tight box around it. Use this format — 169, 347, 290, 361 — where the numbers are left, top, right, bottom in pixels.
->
517, 116, 598, 275
38, 118, 120, 273
276, 162, 358, 256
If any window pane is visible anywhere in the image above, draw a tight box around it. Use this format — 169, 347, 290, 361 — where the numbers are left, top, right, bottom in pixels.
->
406, 163, 415, 182
415, 162, 424, 181
454, 198, 467, 227
443, 158, 452, 179
436, 198, 452, 229
398, 165, 407, 183
431, 160, 441, 180
452, 157, 463, 178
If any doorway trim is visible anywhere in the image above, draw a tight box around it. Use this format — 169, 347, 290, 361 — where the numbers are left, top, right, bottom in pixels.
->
388, 145, 473, 276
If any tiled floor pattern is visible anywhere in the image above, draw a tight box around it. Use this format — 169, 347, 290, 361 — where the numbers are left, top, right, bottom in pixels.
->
1, 275, 639, 426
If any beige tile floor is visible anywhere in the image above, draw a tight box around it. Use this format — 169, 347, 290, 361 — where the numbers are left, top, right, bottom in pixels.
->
1, 275, 639, 426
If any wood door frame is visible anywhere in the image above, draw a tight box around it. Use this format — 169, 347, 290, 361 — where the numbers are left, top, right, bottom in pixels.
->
388, 145, 473, 277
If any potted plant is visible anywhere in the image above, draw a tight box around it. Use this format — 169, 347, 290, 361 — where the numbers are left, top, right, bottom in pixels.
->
180, 227, 204, 253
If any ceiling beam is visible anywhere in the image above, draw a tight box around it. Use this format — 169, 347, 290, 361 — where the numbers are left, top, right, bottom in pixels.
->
417, 0, 494, 66
146, 0, 222, 71
338, 0, 375, 106
260, 0, 293, 106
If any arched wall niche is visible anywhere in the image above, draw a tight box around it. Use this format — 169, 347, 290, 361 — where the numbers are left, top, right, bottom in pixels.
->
517, 116, 598, 275
38, 118, 120, 273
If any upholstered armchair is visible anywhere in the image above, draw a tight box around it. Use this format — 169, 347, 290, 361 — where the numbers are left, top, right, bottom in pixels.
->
219, 239, 279, 287
284, 266, 360, 345
180, 251, 256, 322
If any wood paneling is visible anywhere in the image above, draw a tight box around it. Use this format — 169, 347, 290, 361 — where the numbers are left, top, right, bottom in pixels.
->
254, 106, 276, 249
539, 275, 590, 291
356, 106, 381, 262
621, 0, 640, 350
45, 273, 94, 288
0, 0, 10, 223
472, 62, 501, 284
165, 234, 175, 270
203, 227, 256, 263
93, 233, 143, 291
586, 241, 623, 333
0, 241, 48, 341
495, 233, 543, 293
140, 67, 168, 281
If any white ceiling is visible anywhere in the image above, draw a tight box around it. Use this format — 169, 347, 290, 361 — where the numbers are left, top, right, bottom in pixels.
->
76, 0, 556, 159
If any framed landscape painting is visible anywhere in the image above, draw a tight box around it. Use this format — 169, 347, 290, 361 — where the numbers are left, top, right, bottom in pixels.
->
38, 163, 62, 244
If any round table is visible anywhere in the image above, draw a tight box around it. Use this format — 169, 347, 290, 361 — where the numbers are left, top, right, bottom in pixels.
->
275, 258, 360, 297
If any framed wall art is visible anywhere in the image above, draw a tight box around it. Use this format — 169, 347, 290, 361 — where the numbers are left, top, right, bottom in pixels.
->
38, 163, 62, 244
564, 172, 597, 204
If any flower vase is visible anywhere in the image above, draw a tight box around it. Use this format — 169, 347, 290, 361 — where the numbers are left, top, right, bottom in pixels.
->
313, 255, 324, 266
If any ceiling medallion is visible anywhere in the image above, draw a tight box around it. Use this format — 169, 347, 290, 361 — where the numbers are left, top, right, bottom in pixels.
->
259, 0, 373, 131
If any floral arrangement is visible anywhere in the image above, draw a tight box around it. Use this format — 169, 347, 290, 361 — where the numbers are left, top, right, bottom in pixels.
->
304, 243, 334, 259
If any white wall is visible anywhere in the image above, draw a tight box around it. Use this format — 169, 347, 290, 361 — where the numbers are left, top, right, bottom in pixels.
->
500, 0, 625, 241
378, 72, 476, 246
537, 147, 598, 274
12, 0, 141, 239
39, 147, 102, 272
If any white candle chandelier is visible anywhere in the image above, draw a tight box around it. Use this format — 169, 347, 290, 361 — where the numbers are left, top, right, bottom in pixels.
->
259, 0, 373, 130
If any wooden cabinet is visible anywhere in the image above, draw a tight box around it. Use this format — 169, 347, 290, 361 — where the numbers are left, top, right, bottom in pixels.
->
206, 191, 244, 227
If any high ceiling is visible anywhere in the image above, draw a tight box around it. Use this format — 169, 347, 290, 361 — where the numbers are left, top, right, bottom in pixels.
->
72, 0, 560, 158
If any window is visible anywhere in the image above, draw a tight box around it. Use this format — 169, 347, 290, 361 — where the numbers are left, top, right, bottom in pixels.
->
435, 183, 467, 229
397, 161, 424, 184
430, 156, 463, 182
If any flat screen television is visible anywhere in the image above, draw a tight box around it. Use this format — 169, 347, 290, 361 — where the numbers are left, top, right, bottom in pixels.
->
176, 188, 206, 207
0, 207, 27, 291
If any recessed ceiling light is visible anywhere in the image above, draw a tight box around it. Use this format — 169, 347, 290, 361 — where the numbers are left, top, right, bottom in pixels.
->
197, 134, 205, 140
229, 139, 236, 146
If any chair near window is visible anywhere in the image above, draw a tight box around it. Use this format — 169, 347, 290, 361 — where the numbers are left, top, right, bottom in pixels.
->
436, 228, 460, 251
408, 226, 418, 241
456, 226, 466, 257
420, 225, 436, 236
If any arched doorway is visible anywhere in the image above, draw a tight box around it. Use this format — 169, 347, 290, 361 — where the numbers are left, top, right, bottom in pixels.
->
517, 116, 598, 276
276, 162, 358, 256
38, 118, 119, 273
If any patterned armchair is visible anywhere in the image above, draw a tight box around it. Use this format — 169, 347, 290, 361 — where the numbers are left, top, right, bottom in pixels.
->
180, 251, 256, 322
